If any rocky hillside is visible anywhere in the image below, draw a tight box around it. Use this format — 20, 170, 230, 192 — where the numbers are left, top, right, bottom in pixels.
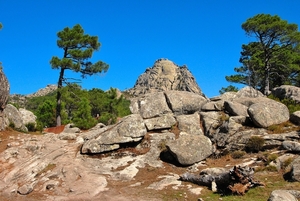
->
127, 58, 205, 97
1, 87, 300, 200
9, 84, 57, 108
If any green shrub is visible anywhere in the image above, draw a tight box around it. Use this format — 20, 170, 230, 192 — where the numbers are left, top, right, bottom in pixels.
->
25, 122, 36, 132
36, 100, 56, 128
9, 121, 15, 129
72, 97, 97, 130
98, 112, 116, 125
245, 136, 265, 153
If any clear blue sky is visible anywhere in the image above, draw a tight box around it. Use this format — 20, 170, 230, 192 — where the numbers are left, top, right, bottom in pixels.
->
1, 0, 300, 98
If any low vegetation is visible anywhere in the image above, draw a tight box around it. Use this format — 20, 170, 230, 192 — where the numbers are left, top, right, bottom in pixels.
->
9, 84, 131, 131
245, 136, 265, 153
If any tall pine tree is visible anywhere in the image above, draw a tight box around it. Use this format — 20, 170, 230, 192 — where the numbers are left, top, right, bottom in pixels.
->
226, 14, 300, 95
50, 24, 109, 126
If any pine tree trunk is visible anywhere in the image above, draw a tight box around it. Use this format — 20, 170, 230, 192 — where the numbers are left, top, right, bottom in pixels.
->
264, 65, 270, 95
56, 68, 65, 126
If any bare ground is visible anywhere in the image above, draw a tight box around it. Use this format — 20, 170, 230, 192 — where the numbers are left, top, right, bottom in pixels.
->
0, 129, 299, 201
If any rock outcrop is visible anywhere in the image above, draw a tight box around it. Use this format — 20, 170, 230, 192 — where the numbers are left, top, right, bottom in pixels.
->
166, 132, 213, 166
247, 100, 289, 128
82, 90, 210, 165
268, 190, 300, 201
272, 85, 300, 103
26, 84, 57, 98
127, 59, 205, 97
2, 104, 37, 132
3, 104, 27, 132
9, 84, 57, 108
0, 69, 9, 131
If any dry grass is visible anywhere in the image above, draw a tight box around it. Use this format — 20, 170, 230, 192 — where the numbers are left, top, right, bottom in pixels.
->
267, 121, 300, 134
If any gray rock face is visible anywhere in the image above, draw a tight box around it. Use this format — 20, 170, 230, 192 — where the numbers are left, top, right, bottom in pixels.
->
131, 92, 172, 119
247, 100, 289, 128
131, 91, 208, 118
290, 111, 300, 125
144, 114, 176, 131
224, 101, 249, 116
62, 123, 81, 133
282, 141, 300, 153
0, 69, 9, 110
201, 101, 224, 111
268, 190, 298, 201
200, 111, 223, 137
9, 84, 57, 108
165, 91, 208, 115
27, 84, 57, 98
19, 108, 37, 126
81, 114, 147, 154
0, 69, 9, 131
291, 156, 300, 182
127, 59, 205, 97
176, 112, 203, 135
166, 132, 213, 166
272, 85, 300, 103
235, 86, 264, 98
3, 104, 27, 131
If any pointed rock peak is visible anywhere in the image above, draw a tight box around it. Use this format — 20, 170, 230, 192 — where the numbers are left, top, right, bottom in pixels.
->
127, 58, 206, 97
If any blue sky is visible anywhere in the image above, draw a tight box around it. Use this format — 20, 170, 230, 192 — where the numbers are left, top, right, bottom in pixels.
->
1, 0, 300, 98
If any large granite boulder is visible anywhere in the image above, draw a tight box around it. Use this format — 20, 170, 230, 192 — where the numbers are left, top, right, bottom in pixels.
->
0, 68, 9, 131
130, 92, 172, 119
290, 111, 300, 125
272, 85, 300, 103
247, 100, 289, 128
81, 114, 147, 154
144, 114, 176, 131
282, 141, 300, 153
176, 112, 203, 135
234, 86, 264, 98
127, 58, 205, 97
224, 101, 249, 117
166, 132, 213, 166
268, 190, 299, 201
291, 156, 300, 182
19, 108, 37, 126
165, 91, 208, 115
3, 104, 27, 131
131, 91, 208, 118
200, 111, 223, 137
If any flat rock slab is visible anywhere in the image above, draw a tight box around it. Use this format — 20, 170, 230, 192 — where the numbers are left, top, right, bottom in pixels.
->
166, 133, 213, 166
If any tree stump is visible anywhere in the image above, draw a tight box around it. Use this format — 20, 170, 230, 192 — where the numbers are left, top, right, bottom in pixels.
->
179, 166, 264, 195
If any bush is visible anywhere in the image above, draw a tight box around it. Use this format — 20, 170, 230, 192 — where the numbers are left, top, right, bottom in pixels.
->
245, 136, 265, 153
72, 98, 97, 130
9, 121, 15, 129
267, 153, 278, 165
36, 100, 56, 128
231, 150, 246, 159
25, 122, 36, 132
98, 112, 116, 125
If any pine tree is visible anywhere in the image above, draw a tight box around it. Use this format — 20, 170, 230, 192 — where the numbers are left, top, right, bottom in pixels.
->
50, 24, 109, 126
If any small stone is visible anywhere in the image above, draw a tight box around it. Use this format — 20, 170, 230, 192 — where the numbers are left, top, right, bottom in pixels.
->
17, 184, 33, 195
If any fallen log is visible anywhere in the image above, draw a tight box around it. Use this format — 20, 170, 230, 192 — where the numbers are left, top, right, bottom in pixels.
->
179, 166, 264, 195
